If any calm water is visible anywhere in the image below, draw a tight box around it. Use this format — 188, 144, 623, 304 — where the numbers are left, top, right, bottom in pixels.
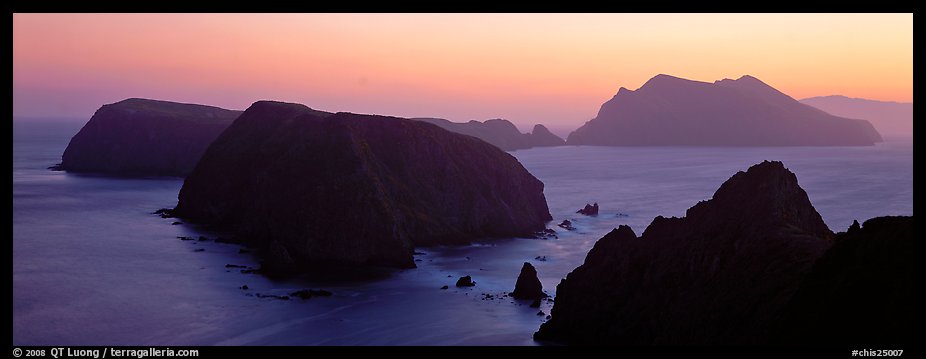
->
12, 120, 913, 345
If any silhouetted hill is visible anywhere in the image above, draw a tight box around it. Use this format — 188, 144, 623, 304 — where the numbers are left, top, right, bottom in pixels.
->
174, 101, 552, 273
567, 75, 882, 146
414, 118, 564, 150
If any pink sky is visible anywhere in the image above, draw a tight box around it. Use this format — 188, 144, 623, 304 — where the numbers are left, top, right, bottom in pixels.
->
13, 13, 913, 133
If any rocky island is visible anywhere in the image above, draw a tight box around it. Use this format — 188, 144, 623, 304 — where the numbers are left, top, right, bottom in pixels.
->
57, 98, 244, 177
414, 118, 565, 151
566, 74, 882, 146
174, 101, 552, 273
535, 161, 834, 344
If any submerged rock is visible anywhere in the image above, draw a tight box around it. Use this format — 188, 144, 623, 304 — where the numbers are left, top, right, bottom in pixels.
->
536, 161, 833, 345
290, 289, 334, 300
556, 220, 576, 231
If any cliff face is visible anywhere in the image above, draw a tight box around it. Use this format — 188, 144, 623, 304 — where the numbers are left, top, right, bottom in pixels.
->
59, 98, 242, 177
567, 74, 882, 146
413, 118, 564, 151
773, 216, 913, 346
535, 161, 833, 345
175, 101, 552, 272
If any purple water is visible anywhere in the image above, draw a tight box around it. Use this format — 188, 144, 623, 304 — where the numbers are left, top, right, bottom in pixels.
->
12, 120, 913, 345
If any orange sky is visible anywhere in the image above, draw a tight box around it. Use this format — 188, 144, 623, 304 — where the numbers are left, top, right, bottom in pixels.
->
12, 13, 913, 133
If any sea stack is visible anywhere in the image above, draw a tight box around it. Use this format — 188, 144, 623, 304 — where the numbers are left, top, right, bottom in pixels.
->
58, 98, 242, 177
535, 161, 833, 345
567, 74, 882, 146
511, 262, 546, 299
174, 101, 552, 273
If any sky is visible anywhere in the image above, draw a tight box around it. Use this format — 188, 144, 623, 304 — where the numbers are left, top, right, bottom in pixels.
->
12, 13, 913, 134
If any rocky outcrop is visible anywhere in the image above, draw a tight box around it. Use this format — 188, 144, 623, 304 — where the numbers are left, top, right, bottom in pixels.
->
58, 98, 244, 176
567, 74, 882, 146
535, 161, 833, 345
413, 118, 564, 151
511, 262, 546, 299
773, 216, 913, 346
174, 101, 552, 273
576, 203, 598, 216
456, 276, 476, 287
525, 124, 566, 147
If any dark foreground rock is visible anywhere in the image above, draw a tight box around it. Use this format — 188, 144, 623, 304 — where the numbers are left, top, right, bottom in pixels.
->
772, 216, 913, 346
59, 98, 244, 177
535, 161, 833, 345
567, 74, 882, 146
174, 101, 552, 273
511, 262, 547, 300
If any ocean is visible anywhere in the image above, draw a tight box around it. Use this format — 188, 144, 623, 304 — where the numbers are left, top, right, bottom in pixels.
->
12, 120, 913, 345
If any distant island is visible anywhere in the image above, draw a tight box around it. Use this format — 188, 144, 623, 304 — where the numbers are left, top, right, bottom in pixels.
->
567, 74, 883, 146
56, 99, 565, 177
800, 95, 912, 137
56, 98, 242, 177
173, 101, 552, 273
413, 118, 565, 150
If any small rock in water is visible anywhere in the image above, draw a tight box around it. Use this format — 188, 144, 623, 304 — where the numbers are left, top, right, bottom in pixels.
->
171, 221, 182, 225
240, 285, 249, 290
546, 315, 551, 320
440, 285, 449, 290
534, 256, 548, 261
153, 208, 175, 218
198, 236, 209, 241
177, 236, 194, 241
225, 264, 248, 268
193, 248, 205, 252
577, 203, 599, 216
456, 276, 476, 287
557, 220, 576, 231
530, 299, 542, 308
537, 311, 545, 316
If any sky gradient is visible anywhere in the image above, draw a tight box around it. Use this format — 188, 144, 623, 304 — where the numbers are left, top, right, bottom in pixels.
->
13, 13, 913, 133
